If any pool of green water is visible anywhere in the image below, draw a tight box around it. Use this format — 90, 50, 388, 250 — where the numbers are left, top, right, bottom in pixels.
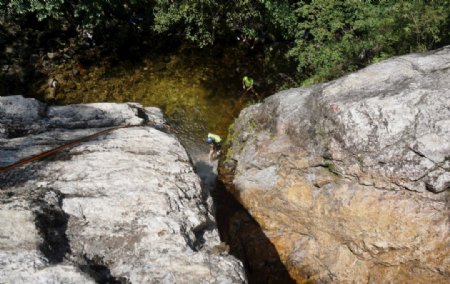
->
54, 45, 264, 151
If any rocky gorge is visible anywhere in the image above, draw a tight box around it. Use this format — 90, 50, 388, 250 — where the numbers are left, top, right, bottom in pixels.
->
1, 45, 450, 284
0, 96, 245, 283
225, 47, 450, 282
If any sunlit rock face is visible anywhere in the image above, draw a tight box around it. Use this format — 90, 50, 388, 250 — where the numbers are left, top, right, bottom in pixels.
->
228, 47, 450, 283
0, 96, 245, 283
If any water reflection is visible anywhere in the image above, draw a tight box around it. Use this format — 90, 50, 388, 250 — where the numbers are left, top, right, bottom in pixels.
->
54, 45, 261, 146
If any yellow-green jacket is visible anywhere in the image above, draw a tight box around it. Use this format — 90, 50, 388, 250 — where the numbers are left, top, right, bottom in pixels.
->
208, 133, 221, 143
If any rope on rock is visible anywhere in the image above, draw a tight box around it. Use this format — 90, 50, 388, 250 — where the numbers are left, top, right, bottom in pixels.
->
0, 89, 261, 174
0, 126, 127, 174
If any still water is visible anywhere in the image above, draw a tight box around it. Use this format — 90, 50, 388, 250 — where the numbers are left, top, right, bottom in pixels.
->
53, 45, 265, 151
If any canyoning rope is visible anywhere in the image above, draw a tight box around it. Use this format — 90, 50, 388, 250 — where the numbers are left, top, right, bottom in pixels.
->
0, 125, 128, 174
1, 89, 260, 174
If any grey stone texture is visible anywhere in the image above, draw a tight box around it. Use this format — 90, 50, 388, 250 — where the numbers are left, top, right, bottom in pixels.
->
0, 97, 245, 283
228, 47, 450, 283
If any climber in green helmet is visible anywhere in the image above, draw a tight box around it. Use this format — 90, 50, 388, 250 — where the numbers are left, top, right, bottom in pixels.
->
242, 75, 261, 101
206, 133, 222, 162
242, 75, 254, 92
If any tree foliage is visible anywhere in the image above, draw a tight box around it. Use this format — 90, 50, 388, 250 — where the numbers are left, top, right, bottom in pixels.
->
288, 0, 450, 84
1, 0, 154, 39
152, 0, 223, 47
152, 0, 296, 46
2, 0, 450, 85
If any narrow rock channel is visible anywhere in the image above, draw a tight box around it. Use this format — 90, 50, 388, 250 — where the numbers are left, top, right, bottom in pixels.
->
177, 136, 295, 283
211, 180, 296, 283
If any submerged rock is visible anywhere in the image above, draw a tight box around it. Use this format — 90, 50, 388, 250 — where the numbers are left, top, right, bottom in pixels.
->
227, 47, 450, 282
0, 96, 245, 283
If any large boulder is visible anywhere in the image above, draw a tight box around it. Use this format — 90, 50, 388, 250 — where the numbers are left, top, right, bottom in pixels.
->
227, 47, 450, 282
0, 96, 245, 283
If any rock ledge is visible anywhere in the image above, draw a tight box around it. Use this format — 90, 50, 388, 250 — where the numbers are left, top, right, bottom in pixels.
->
0, 96, 245, 283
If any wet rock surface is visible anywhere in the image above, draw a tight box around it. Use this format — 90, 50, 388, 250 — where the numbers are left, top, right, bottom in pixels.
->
227, 47, 450, 282
0, 96, 245, 283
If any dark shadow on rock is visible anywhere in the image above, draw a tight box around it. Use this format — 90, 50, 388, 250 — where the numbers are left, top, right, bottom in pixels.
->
0, 174, 70, 264
78, 255, 130, 284
32, 188, 71, 264
191, 219, 217, 252
193, 160, 295, 284
0, 163, 45, 189
194, 160, 218, 194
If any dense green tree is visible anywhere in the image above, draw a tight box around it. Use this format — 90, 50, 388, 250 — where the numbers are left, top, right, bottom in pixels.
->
152, 0, 223, 46
152, 0, 296, 46
1, 0, 450, 86
389, 1, 450, 52
0, 0, 153, 38
287, 0, 450, 84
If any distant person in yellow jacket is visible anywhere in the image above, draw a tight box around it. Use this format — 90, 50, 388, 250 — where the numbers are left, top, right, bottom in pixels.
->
206, 133, 222, 162
242, 75, 261, 100
242, 76, 254, 92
